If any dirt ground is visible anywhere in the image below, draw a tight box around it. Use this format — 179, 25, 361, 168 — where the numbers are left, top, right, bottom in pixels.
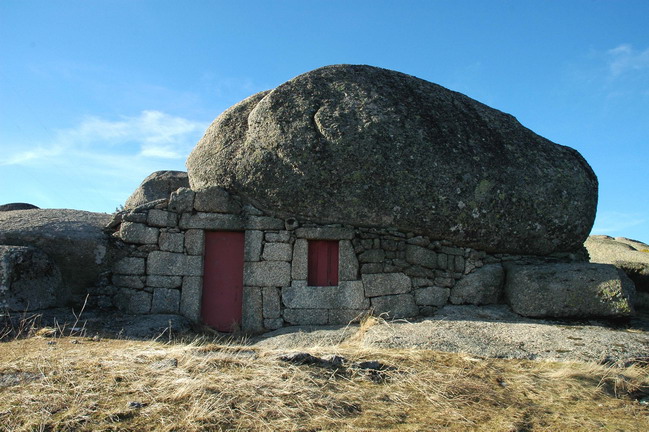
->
11, 304, 648, 365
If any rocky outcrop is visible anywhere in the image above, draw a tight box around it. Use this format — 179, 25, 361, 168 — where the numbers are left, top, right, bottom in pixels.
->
0, 245, 61, 311
505, 263, 635, 318
0, 209, 118, 302
124, 171, 189, 209
0, 203, 39, 212
585, 235, 649, 292
187, 64, 597, 255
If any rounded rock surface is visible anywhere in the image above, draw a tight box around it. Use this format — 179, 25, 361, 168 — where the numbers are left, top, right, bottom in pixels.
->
0, 203, 40, 212
187, 64, 597, 255
124, 170, 189, 209
0, 209, 119, 300
586, 235, 649, 294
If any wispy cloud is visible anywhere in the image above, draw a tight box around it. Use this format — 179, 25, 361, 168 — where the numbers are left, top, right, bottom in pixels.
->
591, 211, 647, 237
0, 110, 208, 166
0, 110, 209, 212
606, 44, 649, 77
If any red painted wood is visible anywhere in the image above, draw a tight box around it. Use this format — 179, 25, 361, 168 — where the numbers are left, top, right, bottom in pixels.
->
308, 240, 339, 286
201, 231, 245, 332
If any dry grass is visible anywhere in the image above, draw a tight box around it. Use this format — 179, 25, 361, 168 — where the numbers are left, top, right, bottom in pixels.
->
0, 320, 647, 432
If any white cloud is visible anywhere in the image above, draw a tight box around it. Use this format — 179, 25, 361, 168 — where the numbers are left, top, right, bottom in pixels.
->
606, 44, 649, 77
0, 110, 208, 166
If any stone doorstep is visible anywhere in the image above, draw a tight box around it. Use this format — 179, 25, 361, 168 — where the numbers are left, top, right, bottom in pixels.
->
283, 308, 328, 325
277, 308, 367, 326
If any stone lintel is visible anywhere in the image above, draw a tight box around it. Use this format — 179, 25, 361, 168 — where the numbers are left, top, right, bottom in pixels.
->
295, 227, 354, 240
245, 215, 285, 230
179, 212, 244, 230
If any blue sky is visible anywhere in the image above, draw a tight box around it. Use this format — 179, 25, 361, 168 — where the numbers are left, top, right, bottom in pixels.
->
1, 0, 648, 243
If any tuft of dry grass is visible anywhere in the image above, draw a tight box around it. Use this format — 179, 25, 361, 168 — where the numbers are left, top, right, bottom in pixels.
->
0, 326, 647, 431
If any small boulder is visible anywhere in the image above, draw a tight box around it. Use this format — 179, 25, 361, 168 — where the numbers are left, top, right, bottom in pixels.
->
0, 203, 39, 212
124, 170, 189, 209
505, 262, 635, 318
0, 245, 61, 311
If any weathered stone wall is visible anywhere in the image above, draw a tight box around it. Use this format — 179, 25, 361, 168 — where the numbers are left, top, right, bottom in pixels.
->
101, 187, 588, 332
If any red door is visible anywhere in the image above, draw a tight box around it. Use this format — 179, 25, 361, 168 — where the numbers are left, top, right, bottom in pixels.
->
201, 231, 245, 332
308, 240, 339, 286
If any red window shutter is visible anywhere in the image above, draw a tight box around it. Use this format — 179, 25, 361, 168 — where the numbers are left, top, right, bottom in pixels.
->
308, 240, 339, 286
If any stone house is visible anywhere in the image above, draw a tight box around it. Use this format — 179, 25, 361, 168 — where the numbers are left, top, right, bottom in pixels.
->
99, 64, 634, 331
104, 185, 585, 333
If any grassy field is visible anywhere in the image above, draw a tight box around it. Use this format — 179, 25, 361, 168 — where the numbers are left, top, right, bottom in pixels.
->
0, 318, 647, 432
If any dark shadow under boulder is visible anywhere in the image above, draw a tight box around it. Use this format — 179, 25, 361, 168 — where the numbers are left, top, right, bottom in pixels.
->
0, 245, 61, 311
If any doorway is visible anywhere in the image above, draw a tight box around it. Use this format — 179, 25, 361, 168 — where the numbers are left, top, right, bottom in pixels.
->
201, 231, 245, 331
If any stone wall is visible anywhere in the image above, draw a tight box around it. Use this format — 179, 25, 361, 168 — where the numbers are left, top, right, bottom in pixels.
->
100, 187, 585, 333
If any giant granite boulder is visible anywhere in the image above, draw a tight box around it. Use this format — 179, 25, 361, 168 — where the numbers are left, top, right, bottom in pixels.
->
187, 64, 597, 255
124, 170, 189, 209
0, 209, 118, 303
